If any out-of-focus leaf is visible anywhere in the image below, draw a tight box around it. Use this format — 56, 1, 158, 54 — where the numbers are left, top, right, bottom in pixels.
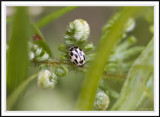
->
111, 38, 154, 111
7, 7, 31, 94
31, 24, 52, 57
77, 7, 146, 110
36, 6, 77, 28
7, 73, 38, 110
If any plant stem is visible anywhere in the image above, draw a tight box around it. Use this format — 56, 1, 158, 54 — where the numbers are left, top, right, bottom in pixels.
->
32, 59, 70, 65
76, 7, 145, 110
32, 59, 127, 81
7, 73, 38, 110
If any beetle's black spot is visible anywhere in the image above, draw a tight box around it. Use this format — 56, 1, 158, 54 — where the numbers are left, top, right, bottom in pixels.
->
74, 46, 78, 49
69, 47, 73, 51
83, 55, 85, 60
75, 49, 78, 53
69, 56, 72, 59
70, 52, 73, 56
74, 54, 78, 58
74, 59, 78, 64
79, 48, 82, 51
79, 60, 83, 64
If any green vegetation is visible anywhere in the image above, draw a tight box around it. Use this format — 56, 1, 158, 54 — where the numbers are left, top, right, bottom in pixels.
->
6, 6, 154, 111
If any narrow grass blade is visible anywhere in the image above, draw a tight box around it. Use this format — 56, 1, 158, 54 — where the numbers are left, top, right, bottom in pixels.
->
31, 24, 53, 57
7, 7, 31, 94
36, 6, 77, 28
111, 39, 154, 110
7, 73, 38, 110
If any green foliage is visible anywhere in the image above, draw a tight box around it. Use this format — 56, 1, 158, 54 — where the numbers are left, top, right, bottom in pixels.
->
6, 6, 76, 110
104, 36, 144, 74
144, 7, 154, 24
111, 38, 154, 110
7, 7, 31, 94
7, 73, 38, 110
29, 41, 50, 61
31, 24, 53, 57
37, 6, 77, 28
77, 7, 146, 110
6, 6, 154, 111
54, 65, 68, 77
94, 91, 110, 111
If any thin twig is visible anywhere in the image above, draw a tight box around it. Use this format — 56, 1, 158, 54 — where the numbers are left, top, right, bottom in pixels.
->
32, 59, 127, 81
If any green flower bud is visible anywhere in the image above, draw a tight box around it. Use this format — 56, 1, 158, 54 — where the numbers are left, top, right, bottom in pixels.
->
94, 91, 110, 111
65, 19, 90, 43
37, 70, 58, 89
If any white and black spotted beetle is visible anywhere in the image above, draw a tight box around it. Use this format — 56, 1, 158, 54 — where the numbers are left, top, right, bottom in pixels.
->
69, 45, 85, 67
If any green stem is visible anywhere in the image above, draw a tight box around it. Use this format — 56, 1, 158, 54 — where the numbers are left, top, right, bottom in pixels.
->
7, 73, 38, 110
76, 7, 145, 110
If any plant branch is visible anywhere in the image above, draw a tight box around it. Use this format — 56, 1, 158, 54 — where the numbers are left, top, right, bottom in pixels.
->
32, 59, 127, 81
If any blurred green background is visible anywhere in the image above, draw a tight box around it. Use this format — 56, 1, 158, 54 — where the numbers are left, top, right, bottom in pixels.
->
7, 6, 153, 110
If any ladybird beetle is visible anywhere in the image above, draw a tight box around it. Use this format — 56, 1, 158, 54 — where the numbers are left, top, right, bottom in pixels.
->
69, 45, 85, 67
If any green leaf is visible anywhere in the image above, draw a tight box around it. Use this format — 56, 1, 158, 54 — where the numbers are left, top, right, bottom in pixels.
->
111, 38, 154, 111
77, 7, 146, 110
31, 24, 53, 57
36, 6, 77, 28
7, 7, 31, 94
7, 73, 38, 110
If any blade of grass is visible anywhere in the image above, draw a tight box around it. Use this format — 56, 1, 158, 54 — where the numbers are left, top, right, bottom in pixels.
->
77, 7, 145, 110
36, 6, 77, 28
7, 73, 38, 110
7, 7, 31, 94
31, 24, 53, 57
111, 39, 154, 110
